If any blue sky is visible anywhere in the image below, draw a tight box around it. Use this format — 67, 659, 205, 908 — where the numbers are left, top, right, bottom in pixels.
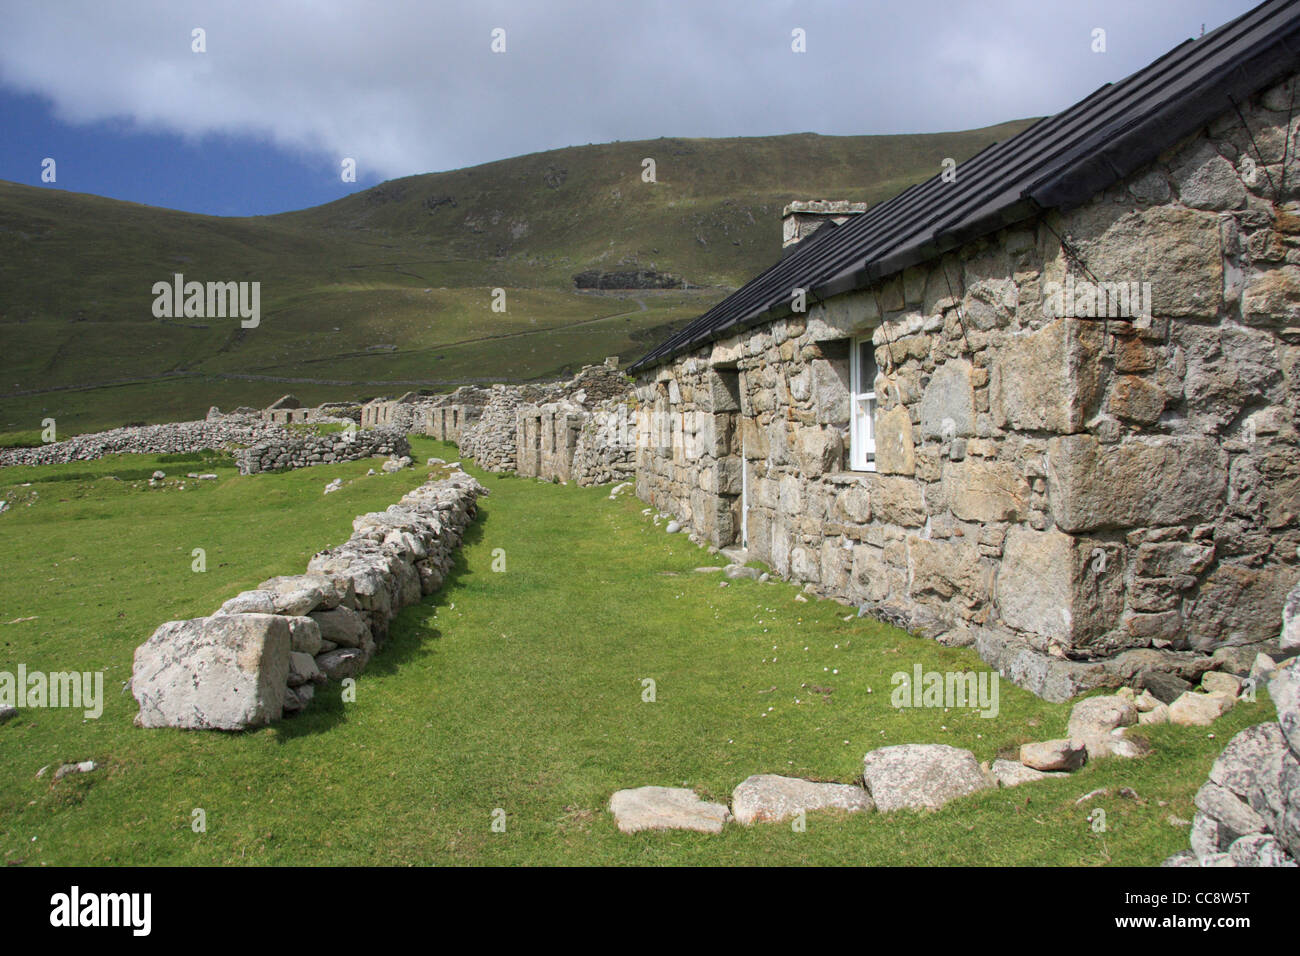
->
0, 0, 1259, 217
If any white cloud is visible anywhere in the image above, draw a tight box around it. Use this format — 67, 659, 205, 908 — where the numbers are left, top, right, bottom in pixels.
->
0, 0, 1254, 180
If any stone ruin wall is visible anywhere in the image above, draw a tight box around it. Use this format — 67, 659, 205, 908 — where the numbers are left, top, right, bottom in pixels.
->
516, 400, 584, 481
572, 398, 639, 487
235, 426, 410, 475
634, 75, 1300, 699
454, 363, 635, 478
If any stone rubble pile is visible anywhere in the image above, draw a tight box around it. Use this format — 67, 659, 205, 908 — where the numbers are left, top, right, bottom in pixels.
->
235, 427, 410, 475
131, 468, 487, 730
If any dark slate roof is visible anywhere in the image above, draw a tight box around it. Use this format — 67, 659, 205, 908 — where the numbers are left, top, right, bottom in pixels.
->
630, 0, 1300, 372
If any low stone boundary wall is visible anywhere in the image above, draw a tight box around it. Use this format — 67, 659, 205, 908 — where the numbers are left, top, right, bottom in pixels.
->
0, 420, 284, 468
235, 427, 409, 474
131, 469, 488, 730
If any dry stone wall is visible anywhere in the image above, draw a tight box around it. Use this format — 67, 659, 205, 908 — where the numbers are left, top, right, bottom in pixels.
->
132, 469, 487, 730
235, 426, 409, 475
0, 419, 285, 468
634, 74, 1300, 700
572, 398, 639, 487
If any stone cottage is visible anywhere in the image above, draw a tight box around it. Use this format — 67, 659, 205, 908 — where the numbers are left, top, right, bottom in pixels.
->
628, 0, 1300, 699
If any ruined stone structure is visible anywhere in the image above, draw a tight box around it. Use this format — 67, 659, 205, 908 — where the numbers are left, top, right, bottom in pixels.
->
572, 397, 639, 487
418, 385, 494, 442
455, 362, 632, 478
516, 399, 585, 481
236, 426, 410, 475
628, 41, 1300, 698
261, 395, 360, 426
361, 392, 422, 429
0, 418, 284, 467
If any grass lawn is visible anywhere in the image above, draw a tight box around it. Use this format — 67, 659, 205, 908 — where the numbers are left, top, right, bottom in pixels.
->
0, 438, 1275, 865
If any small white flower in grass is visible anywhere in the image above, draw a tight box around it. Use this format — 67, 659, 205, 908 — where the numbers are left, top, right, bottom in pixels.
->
832, 669, 838, 675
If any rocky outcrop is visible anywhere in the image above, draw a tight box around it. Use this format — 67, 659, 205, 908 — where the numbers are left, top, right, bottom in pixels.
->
132, 469, 487, 730
573, 269, 684, 290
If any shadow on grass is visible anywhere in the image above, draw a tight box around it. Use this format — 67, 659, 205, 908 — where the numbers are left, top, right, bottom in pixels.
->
274, 503, 489, 742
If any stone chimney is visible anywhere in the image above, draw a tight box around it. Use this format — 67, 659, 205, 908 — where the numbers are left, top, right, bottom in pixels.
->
782, 200, 868, 250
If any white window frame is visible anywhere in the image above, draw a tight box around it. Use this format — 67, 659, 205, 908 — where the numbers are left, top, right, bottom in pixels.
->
849, 335, 877, 472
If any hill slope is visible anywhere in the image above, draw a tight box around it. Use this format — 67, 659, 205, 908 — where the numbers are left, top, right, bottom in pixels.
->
0, 120, 1036, 433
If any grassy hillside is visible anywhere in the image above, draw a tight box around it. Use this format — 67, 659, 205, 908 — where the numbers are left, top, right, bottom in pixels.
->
0, 121, 1036, 434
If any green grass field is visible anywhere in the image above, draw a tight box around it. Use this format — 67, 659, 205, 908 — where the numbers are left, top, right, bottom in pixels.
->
0, 438, 1273, 865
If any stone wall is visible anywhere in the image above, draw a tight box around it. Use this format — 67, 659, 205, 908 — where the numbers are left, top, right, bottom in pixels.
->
0, 419, 285, 468
633, 74, 1300, 699
572, 398, 639, 487
516, 400, 584, 482
132, 468, 487, 729
456, 364, 633, 474
236, 427, 410, 475
418, 385, 493, 442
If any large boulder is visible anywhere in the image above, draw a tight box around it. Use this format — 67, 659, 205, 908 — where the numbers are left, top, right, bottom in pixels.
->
731, 774, 874, 825
132, 614, 291, 730
608, 786, 731, 834
861, 744, 992, 812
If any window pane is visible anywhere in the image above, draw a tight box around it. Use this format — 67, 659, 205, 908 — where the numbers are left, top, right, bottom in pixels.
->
860, 340, 877, 392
